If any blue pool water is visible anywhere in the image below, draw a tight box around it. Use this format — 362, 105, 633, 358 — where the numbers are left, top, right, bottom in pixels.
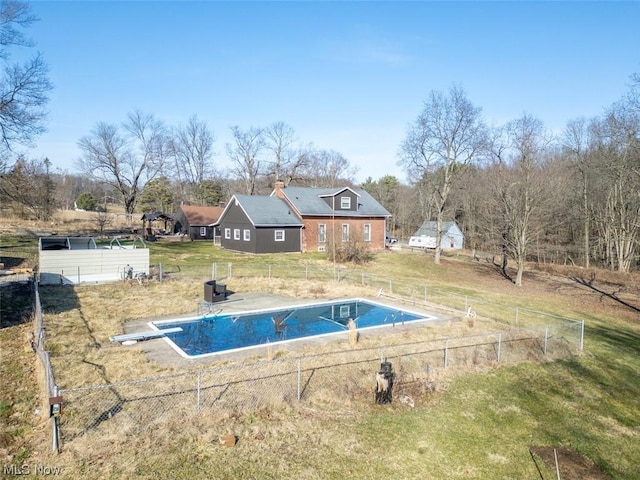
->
153, 298, 435, 358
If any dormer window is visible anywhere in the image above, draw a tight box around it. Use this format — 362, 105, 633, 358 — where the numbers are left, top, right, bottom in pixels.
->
340, 196, 351, 209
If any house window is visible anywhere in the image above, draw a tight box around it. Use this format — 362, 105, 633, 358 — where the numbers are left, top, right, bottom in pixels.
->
275, 230, 285, 242
340, 196, 351, 209
243, 229, 250, 241
200, 227, 206, 237
318, 224, 326, 243
342, 224, 349, 242
224, 228, 230, 239
234, 229, 240, 240
363, 223, 371, 242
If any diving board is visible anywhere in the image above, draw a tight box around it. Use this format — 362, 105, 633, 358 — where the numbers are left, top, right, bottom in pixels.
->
109, 327, 182, 343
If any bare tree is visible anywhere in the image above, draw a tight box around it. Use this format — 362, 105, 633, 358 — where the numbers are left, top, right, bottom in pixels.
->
226, 126, 264, 195
493, 114, 554, 286
298, 148, 357, 187
91, 210, 112, 235
264, 121, 306, 186
77, 111, 169, 214
563, 117, 598, 268
0, 0, 52, 164
399, 84, 486, 264
170, 115, 215, 204
589, 101, 640, 273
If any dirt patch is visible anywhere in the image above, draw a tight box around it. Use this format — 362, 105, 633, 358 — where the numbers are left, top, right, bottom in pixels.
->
530, 446, 610, 480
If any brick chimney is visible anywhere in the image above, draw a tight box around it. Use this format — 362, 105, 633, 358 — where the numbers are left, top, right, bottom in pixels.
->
274, 180, 285, 198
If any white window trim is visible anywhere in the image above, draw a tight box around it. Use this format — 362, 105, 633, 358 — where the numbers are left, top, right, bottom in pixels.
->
274, 230, 285, 242
234, 229, 240, 240
243, 229, 250, 241
341, 223, 349, 242
363, 223, 371, 242
224, 228, 231, 239
200, 227, 207, 237
318, 223, 326, 243
340, 196, 351, 209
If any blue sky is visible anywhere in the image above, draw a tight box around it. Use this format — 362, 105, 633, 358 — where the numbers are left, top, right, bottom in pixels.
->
25, 1, 640, 184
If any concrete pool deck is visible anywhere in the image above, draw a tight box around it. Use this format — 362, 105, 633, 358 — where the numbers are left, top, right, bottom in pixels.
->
116, 291, 460, 367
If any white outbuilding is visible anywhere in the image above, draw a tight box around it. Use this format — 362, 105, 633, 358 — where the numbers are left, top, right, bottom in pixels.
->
408, 221, 464, 250
38, 236, 149, 285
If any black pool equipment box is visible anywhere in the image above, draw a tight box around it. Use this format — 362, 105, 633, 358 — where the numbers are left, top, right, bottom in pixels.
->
204, 280, 227, 303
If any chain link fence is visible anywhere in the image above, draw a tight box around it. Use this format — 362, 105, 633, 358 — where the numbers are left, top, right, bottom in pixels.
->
29, 261, 585, 450
57, 320, 582, 445
158, 262, 580, 330
32, 277, 61, 451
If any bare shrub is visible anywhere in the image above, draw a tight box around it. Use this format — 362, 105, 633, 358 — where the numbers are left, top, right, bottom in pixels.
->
91, 211, 112, 235
326, 231, 373, 265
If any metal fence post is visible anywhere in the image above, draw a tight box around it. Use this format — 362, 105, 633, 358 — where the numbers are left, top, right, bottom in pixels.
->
297, 358, 301, 401
497, 333, 502, 362
52, 385, 59, 453
544, 327, 549, 355
197, 371, 202, 412
268, 264, 272, 279
159, 263, 163, 282
580, 320, 584, 350
77, 266, 80, 284
515, 307, 519, 326
228, 262, 232, 279
444, 339, 449, 368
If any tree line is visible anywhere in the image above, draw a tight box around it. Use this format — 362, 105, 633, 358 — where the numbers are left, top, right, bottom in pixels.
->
73, 114, 359, 214
391, 80, 639, 279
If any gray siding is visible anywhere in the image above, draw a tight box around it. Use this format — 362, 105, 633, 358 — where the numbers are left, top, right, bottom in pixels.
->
254, 227, 300, 253
173, 210, 188, 234
321, 190, 359, 212
188, 225, 216, 241
220, 202, 254, 253
219, 201, 301, 253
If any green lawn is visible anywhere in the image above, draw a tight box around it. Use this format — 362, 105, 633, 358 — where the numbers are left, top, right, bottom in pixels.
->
2, 237, 639, 479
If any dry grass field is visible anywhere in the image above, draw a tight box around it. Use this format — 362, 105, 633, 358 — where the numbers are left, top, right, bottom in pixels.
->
1, 211, 639, 479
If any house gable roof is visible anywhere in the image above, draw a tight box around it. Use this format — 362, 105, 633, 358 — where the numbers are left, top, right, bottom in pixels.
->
177, 205, 224, 226
277, 186, 390, 217
317, 186, 360, 200
414, 221, 462, 237
225, 195, 304, 227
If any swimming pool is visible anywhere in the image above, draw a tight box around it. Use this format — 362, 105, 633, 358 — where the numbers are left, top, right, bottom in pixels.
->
152, 298, 437, 358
